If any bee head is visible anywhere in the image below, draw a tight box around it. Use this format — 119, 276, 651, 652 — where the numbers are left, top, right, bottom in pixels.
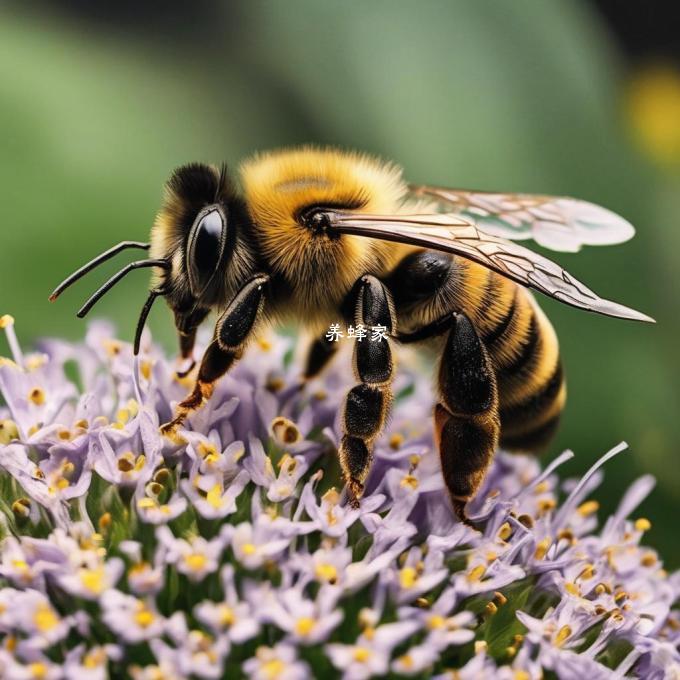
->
150, 163, 254, 329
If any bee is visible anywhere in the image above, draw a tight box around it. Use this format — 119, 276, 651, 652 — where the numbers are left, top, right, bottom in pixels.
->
50, 147, 653, 520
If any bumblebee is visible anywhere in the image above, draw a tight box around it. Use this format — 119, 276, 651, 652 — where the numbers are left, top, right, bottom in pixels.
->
50, 147, 653, 520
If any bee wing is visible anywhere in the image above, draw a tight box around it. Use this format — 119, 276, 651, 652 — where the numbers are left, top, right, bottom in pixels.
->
410, 186, 635, 253
328, 211, 653, 322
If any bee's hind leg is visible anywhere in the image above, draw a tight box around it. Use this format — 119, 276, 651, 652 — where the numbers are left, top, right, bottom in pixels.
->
435, 312, 500, 523
161, 275, 268, 437
339, 275, 396, 507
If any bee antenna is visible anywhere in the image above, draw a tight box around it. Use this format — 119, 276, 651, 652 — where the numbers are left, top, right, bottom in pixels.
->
134, 288, 163, 356
76, 259, 170, 319
49, 241, 151, 302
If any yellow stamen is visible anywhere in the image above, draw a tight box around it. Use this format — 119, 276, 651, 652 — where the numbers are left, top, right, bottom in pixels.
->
534, 537, 551, 560
315, 563, 338, 583
28, 388, 46, 406
635, 518, 652, 532
399, 566, 418, 589
427, 614, 446, 630
134, 607, 155, 628
295, 617, 316, 636
467, 565, 486, 582
353, 647, 371, 663
218, 605, 235, 627
34, 604, 59, 632
206, 484, 224, 509
80, 566, 106, 594
184, 553, 208, 572
261, 660, 285, 679
554, 625, 572, 647
577, 500, 599, 516
241, 543, 257, 556
400, 474, 418, 490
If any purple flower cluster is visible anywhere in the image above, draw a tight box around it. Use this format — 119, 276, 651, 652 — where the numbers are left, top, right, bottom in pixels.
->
0, 314, 677, 679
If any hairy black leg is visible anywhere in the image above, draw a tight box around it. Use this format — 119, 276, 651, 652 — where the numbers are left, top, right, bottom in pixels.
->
173, 307, 210, 378
435, 312, 500, 523
161, 275, 268, 436
339, 275, 396, 506
303, 333, 339, 380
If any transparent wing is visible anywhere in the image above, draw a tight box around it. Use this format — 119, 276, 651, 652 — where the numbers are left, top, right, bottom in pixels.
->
410, 185, 635, 253
327, 211, 653, 322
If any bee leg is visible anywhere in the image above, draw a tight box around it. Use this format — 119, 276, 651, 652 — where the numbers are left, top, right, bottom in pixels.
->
339, 275, 396, 507
302, 333, 339, 380
436, 312, 500, 523
173, 307, 209, 378
161, 275, 269, 436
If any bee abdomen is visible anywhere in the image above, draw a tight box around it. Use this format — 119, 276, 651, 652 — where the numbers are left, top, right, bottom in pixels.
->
482, 285, 566, 453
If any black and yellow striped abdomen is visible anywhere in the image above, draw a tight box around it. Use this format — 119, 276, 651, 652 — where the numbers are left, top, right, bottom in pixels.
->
472, 265, 566, 452
390, 251, 566, 453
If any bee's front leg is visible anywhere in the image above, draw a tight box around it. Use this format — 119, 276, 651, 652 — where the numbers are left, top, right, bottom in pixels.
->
339, 275, 396, 507
161, 275, 269, 437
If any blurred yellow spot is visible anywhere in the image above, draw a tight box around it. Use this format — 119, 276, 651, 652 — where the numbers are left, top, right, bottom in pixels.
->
498, 522, 512, 540
34, 604, 59, 632
427, 614, 446, 630
0, 314, 15, 329
28, 663, 48, 679
398, 654, 414, 669
400, 474, 418, 490
315, 563, 338, 583
0, 419, 19, 444
534, 538, 551, 560
184, 553, 208, 572
80, 566, 106, 594
218, 604, 235, 627
635, 518, 652, 532
241, 543, 257, 556
627, 64, 680, 165
134, 606, 155, 628
577, 500, 599, 517
295, 617, 316, 636
399, 566, 418, 588
353, 647, 371, 663
467, 565, 486, 582
485, 602, 498, 615
83, 648, 106, 668
206, 484, 224, 509
389, 433, 404, 449
261, 660, 285, 679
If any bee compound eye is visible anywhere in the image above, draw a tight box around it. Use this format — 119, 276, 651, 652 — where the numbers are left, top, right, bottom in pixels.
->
187, 208, 226, 296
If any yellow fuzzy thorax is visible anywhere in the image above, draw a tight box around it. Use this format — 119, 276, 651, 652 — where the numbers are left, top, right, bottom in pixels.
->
240, 147, 411, 319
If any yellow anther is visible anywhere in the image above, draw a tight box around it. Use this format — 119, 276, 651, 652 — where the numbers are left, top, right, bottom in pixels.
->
352, 647, 371, 663
83, 648, 106, 668
80, 566, 106, 594
272, 417, 301, 444
134, 607, 155, 628
0, 419, 19, 444
28, 663, 48, 679
537, 498, 557, 514
34, 604, 59, 632
140, 361, 152, 380
218, 605, 235, 627
514, 672, 530, 680
565, 582, 580, 596
400, 474, 419, 490
315, 563, 338, 583
389, 433, 404, 449
498, 522, 512, 540
485, 602, 498, 615
427, 615, 446, 630
554, 625, 572, 647
206, 484, 224, 509
241, 543, 257, 556
0, 314, 15, 329
467, 565, 486, 582
474, 641, 487, 654
184, 553, 208, 572
28, 388, 46, 406
494, 591, 508, 606
533, 481, 549, 494
635, 518, 652, 532
399, 566, 418, 589
641, 552, 657, 567
577, 500, 599, 516
295, 617, 316, 636
12, 499, 31, 519
137, 498, 157, 510
534, 537, 551, 560
577, 564, 595, 580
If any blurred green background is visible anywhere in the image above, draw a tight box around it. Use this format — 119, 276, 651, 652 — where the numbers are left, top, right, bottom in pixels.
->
1, 2, 678, 563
